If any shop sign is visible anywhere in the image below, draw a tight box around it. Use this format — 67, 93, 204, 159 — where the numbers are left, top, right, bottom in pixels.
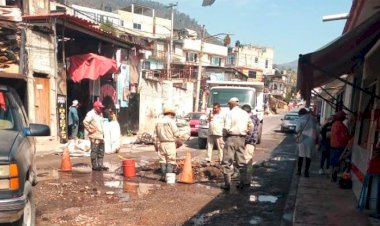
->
57, 94, 67, 143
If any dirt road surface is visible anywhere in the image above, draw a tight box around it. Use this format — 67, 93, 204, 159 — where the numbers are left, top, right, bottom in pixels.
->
33, 115, 298, 226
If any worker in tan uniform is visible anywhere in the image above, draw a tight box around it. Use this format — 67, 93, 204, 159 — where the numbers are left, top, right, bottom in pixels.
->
83, 100, 108, 171
222, 97, 253, 190
154, 105, 181, 181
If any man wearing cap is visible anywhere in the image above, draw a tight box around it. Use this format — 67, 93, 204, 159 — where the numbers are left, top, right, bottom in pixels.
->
154, 105, 181, 181
68, 100, 80, 139
83, 100, 108, 171
222, 97, 253, 190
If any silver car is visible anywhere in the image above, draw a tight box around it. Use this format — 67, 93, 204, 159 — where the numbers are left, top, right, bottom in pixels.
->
281, 113, 299, 133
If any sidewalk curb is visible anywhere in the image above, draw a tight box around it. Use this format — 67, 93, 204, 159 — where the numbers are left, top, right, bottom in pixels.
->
280, 160, 299, 226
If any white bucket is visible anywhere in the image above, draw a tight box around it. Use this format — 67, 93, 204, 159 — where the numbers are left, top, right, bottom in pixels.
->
165, 173, 176, 184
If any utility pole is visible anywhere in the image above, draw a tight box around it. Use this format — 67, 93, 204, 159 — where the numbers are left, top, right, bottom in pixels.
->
195, 25, 205, 112
166, 2, 177, 78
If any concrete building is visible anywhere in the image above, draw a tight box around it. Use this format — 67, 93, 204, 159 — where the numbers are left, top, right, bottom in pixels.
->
226, 44, 275, 81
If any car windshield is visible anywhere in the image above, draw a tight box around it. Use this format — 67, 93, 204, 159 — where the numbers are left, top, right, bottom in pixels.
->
0, 90, 16, 130
208, 88, 256, 108
284, 114, 298, 121
190, 113, 202, 120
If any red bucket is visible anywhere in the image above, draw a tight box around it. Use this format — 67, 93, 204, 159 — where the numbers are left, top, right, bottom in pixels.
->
122, 159, 136, 177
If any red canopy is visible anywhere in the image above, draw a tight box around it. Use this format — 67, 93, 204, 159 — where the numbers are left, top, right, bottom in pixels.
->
69, 53, 118, 83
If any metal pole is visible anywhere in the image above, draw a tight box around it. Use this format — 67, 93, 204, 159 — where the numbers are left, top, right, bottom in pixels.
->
166, 2, 177, 79
195, 25, 205, 112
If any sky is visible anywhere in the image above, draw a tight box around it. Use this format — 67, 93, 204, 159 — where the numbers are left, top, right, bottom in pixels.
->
155, 0, 352, 64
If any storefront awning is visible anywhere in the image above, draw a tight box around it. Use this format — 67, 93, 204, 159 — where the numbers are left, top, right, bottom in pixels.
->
319, 79, 346, 100
68, 53, 118, 83
297, 10, 380, 99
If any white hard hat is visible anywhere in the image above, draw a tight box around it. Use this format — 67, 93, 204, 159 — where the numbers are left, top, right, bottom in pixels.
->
228, 97, 239, 103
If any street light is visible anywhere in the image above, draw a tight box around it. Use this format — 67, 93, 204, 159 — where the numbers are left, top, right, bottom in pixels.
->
166, 2, 178, 78
322, 13, 349, 22
194, 26, 233, 111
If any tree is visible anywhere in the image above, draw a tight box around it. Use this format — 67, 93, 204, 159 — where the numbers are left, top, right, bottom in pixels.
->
223, 34, 231, 47
100, 20, 116, 35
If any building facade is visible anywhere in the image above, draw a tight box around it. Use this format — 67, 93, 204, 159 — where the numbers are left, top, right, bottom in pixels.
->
226, 44, 275, 81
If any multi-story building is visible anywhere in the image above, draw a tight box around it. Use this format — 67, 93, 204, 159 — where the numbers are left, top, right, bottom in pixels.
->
226, 44, 275, 81
265, 72, 288, 99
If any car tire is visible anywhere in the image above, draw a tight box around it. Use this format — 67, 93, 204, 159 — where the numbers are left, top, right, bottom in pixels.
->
198, 137, 207, 149
13, 183, 35, 226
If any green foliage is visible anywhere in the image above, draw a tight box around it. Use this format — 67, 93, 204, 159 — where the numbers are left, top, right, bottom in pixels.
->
100, 20, 116, 34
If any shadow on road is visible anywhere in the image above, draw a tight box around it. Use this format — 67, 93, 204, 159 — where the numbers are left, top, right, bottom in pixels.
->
182, 134, 297, 226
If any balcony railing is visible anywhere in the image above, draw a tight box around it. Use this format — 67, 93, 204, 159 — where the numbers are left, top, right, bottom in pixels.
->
143, 68, 195, 81
150, 50, 167, 61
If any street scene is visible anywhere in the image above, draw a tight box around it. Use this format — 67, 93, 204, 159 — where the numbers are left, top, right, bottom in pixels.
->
0, 0, 380, 226
34, 115, 297, 225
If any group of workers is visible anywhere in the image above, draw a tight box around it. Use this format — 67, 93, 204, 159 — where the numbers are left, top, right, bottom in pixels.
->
154, 97, 260, 190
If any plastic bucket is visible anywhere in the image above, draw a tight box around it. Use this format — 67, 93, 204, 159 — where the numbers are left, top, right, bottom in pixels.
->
165, 173, 176, 184
122, 160, 136, 177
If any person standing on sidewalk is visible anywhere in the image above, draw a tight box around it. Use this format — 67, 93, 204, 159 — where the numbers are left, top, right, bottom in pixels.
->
206, 102, 224, 163
154, 105, 181, 181
221, 97, 253, 190
83, 100, 109, 171
296, 108, 318, 177
68, 100, 80, 139
330, 111, 349, 181
318, 115, 334, 175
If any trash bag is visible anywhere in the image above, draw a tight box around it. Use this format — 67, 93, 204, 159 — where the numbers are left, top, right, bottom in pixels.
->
338, 178, 352, 189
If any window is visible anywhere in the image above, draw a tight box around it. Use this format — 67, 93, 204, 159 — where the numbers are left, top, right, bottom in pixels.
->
133, 23, 142, 30
120, 20, 124, 27
265, 59, 269, 68
248, 70, 256, 79
142, 61, 151, 70
186, 52, 198, 63
210, 57, 221, 66
255, 57, 258, 63
227, 55, 235, 65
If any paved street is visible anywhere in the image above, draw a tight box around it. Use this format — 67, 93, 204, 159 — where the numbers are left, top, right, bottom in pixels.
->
32, 114, 300, 225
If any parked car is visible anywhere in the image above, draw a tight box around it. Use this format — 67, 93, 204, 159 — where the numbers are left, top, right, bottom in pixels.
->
185, 112, 203, 136
0, 85, 50, 225
281, 112, 299, 133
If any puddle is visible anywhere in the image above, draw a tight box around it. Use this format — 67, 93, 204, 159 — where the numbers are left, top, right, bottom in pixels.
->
250, 180, 261, 188
272, 156, 296, 161
249, 216, 262, 225
282, 212, 293, 222
37, 169, 59, 181
190, 215, 205, 225
104, 180, 123, 189
249, 195, 278, 203
123, 181, 160, 198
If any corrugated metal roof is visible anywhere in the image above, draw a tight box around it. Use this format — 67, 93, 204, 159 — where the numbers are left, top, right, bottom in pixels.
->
23, 13, 148, 48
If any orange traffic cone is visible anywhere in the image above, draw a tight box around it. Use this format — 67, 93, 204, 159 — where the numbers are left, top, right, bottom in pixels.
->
59, 148, 72, 172
179, 152, 193, 184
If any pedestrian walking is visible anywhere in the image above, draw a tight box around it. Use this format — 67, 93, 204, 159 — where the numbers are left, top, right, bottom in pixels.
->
330, 111, 349, 181
318, 115, 334, 175
68, 100, 80, 139
154, 105, 181, 181
83, 100, 109, 171
295, 108, 319, 177
206, 102, 224, 163
221, 97, 253, 190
